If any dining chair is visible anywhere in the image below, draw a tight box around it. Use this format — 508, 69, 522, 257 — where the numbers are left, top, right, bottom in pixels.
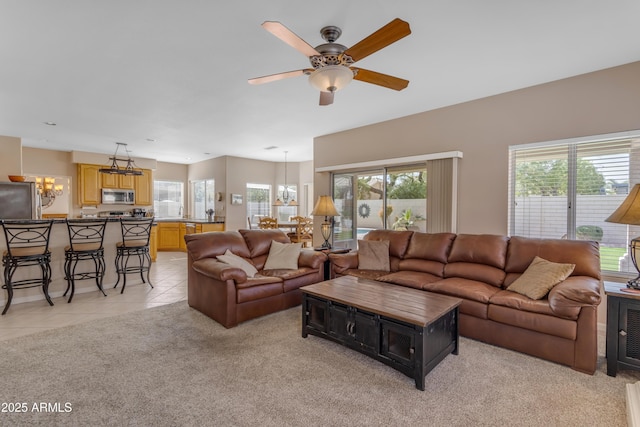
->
1, 219, 54, 315
288, 216, 313, 247
258, 217, 278, 229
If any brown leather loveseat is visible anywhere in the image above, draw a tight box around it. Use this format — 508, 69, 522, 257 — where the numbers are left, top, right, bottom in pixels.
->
185, 229, 327, 328
329, 230, 602, 374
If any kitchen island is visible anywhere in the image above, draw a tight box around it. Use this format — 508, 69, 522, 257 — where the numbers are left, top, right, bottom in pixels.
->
0, 219, 158, 310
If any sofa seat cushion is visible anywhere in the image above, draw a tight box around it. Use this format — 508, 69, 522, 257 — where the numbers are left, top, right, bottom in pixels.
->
424, 277, 501, 304
236, 276, 283, 303
342, 269, 390, 281
488, 304, 577, 340
259, 267, 315, 281
378, 271, 442, 290
489, 289, 557, 317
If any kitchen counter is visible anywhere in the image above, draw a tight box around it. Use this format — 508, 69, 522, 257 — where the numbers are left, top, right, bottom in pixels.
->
154, 218, 225, 224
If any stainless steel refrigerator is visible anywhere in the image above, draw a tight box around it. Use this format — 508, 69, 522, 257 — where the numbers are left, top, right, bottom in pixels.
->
0, 182, 39, 219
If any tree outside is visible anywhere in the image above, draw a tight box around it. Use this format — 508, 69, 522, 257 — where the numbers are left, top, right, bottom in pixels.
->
516, 159, 606, 196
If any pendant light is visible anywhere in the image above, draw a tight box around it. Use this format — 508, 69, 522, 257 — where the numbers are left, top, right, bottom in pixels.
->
99, 142, 143, 176
274, 151, 298, 206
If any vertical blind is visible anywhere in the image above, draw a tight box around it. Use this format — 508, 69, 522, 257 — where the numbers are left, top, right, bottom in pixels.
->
509, 134, 640, 276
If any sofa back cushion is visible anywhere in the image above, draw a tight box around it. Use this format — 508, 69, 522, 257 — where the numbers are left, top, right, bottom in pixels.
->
185, 231, 250, 261
399, 232, 456, 277
444, 234, 508, 287
238, 229, 291, 259
504, 236, 601, 287
363, 230, 413, 271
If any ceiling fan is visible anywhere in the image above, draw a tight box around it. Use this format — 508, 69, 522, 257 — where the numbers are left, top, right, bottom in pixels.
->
248, 18, 411, 106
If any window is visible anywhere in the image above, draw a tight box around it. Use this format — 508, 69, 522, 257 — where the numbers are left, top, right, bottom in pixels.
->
509, 131, 640, 277
153, 180, 184, 218
246, 183, 271, 226
191, 179, 215, 220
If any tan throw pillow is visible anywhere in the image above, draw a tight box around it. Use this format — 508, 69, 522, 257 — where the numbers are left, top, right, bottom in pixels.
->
507, 256, 575, 300
217, 249, 258, 278
263, 241, 302, 270
358, 240, 390, 271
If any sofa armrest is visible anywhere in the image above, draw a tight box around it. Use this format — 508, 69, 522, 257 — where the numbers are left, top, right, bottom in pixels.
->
192, 258, 248, 284
298, 250, 327, 270
329, 252, 359, 274
548, 276, 601, 318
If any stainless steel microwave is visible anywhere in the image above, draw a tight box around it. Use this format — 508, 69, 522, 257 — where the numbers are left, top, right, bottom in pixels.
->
102, 188, 135, 205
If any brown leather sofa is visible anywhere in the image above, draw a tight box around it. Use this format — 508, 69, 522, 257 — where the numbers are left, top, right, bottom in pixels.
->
329, 230, 602, 374
185, 229, 327, 328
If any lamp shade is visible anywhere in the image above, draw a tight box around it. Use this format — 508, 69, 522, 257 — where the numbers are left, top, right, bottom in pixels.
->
606, 184, 640, 225
311, 195, 339, 217
308, 65, 353, 93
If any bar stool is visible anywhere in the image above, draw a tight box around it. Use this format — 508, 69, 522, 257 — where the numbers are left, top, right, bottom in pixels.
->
63, 218, 108, 303
114, 217, 154, 294
1, 219, 54, 315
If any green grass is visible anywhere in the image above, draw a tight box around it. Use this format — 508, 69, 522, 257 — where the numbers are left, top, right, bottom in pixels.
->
600, 246, 628, 271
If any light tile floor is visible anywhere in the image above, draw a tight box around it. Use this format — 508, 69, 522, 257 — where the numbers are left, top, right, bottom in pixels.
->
0, 252, 188, 341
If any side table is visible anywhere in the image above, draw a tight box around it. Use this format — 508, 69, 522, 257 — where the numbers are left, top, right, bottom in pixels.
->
314, 247, 351, 280
605, 282, 640, 376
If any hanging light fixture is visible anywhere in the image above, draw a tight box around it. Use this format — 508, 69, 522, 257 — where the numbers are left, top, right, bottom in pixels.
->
99, 142, 143, 176
274, 151, 298, 206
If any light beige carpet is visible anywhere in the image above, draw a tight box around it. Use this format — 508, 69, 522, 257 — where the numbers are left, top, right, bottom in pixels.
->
0, 301, 638, 426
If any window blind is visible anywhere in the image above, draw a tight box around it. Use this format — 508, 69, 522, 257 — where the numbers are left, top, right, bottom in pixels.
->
509, 134, 640, 276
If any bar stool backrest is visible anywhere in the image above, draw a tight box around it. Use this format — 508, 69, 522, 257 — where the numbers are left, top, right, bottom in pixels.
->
65, 219, 108, 252
1, 220, 54, 258
120, 218, 154, 248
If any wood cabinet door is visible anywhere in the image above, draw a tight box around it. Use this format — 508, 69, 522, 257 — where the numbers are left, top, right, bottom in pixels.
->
200, 223, 225, 232
77, 164, 101, 205
119, 174, 135, 190
149, 226, 158, 261
134, 169, 153, 206
101, 173, 118, 189
158, 223, 180, 250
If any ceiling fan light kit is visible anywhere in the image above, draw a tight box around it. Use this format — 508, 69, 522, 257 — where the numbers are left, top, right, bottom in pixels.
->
308, 65, 354, 93
249, 18, 411, 106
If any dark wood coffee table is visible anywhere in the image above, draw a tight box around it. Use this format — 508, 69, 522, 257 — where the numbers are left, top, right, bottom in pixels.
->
301, 275, 462, 390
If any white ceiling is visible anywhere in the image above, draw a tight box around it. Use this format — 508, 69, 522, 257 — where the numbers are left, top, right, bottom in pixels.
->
1, 1, 639, 164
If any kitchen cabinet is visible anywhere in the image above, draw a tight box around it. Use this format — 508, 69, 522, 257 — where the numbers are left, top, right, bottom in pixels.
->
200, 223, 225, 233
77, 164, 101, 205
157, 222, 180, 251
135, 169, 153, 206
150, 225, 158, 261
102, 173, 135, 190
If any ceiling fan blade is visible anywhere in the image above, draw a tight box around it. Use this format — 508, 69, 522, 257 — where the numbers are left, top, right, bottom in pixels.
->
344, 18, 411, 62
319, 91, 334, 106
248, 69, 312, 85
262, 21, 320, 57
352, 68, 409, 91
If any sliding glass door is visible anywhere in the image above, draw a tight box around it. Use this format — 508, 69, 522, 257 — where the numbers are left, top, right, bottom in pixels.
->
332, 164, 427, 248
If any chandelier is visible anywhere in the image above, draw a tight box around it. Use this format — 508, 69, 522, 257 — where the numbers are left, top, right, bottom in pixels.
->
274, 151, 298, 207
99, 142, 143, 176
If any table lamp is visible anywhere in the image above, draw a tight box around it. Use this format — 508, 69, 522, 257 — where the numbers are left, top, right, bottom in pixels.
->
311, 195, 339, 249
606, 183, 640, 289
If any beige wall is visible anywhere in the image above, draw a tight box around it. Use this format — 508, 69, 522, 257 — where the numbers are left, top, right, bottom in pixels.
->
314, 61, 640, 235
0, 136, 23, 177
